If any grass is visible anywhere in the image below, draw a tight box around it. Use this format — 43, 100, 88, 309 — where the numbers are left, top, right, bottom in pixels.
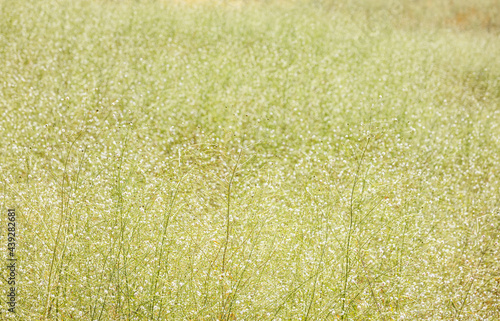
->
1, 0, 499, 319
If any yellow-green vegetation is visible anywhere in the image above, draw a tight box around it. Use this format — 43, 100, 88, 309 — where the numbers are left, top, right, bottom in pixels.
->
1, 0, 499, 319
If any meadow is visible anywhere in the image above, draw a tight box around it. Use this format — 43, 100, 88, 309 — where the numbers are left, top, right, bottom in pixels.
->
1, 0, 499, 319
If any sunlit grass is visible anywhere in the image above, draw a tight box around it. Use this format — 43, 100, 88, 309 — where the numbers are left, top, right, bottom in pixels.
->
1, 0, 499, 319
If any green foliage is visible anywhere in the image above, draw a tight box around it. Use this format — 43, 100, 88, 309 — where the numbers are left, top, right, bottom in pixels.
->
1, 0, 499, 319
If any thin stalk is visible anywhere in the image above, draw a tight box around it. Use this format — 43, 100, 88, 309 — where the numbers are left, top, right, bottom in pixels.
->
221, 150, 243, 317
340, 138, 370, 320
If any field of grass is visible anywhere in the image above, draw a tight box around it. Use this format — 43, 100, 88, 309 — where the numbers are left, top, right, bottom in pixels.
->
1, 0, 500, 319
